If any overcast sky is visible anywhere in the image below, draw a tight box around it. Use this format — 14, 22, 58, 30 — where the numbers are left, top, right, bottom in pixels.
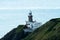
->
0, 0, 60, 38
0, 0, 60, 9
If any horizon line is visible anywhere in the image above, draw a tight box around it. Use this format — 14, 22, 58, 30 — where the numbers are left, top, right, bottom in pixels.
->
0, 7, 60, 10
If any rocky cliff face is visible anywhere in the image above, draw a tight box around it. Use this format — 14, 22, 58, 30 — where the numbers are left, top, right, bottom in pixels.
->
1, 18, 60, 40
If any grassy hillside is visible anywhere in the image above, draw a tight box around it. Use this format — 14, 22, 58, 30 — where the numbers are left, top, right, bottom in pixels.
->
1, 25, 30, 40
22, 18, 60, 40
1, 18, 60, 40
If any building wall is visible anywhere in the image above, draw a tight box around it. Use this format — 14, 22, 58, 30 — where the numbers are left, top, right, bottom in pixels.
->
26, 21, 41, 30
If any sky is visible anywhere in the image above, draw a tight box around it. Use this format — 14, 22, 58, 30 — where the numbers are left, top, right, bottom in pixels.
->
0, 0, 60, 38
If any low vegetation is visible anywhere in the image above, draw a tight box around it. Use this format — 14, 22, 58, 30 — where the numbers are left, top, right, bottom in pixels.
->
1, 18, 60, 40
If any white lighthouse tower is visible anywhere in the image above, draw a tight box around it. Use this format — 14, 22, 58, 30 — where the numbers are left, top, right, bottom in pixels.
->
24, 11, 41, 32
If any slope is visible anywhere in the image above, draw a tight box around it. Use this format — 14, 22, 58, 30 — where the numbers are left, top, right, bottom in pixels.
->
23, 18, 60, 40
1, 25, 31, 40
1, 18, 60, 40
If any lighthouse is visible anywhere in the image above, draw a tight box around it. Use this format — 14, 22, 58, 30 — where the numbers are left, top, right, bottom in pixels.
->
24, 11, 41, 32
28, 11, 33, 22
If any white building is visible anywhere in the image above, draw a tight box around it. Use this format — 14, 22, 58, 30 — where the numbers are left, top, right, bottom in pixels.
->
24, 11, 41, 32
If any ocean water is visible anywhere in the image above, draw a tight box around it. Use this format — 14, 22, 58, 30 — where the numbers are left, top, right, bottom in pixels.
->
0, 9, 60, 38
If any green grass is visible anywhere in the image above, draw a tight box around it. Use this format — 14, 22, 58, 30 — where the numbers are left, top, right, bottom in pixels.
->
22, 18, 60, 40
16, 25, 24, 33
1, 18, 60, 40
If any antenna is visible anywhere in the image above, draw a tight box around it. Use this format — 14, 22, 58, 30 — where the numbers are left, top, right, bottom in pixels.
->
29, 10, 32, 15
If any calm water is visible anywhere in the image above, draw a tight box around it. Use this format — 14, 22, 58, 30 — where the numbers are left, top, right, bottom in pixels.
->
0, 9, 60, 38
